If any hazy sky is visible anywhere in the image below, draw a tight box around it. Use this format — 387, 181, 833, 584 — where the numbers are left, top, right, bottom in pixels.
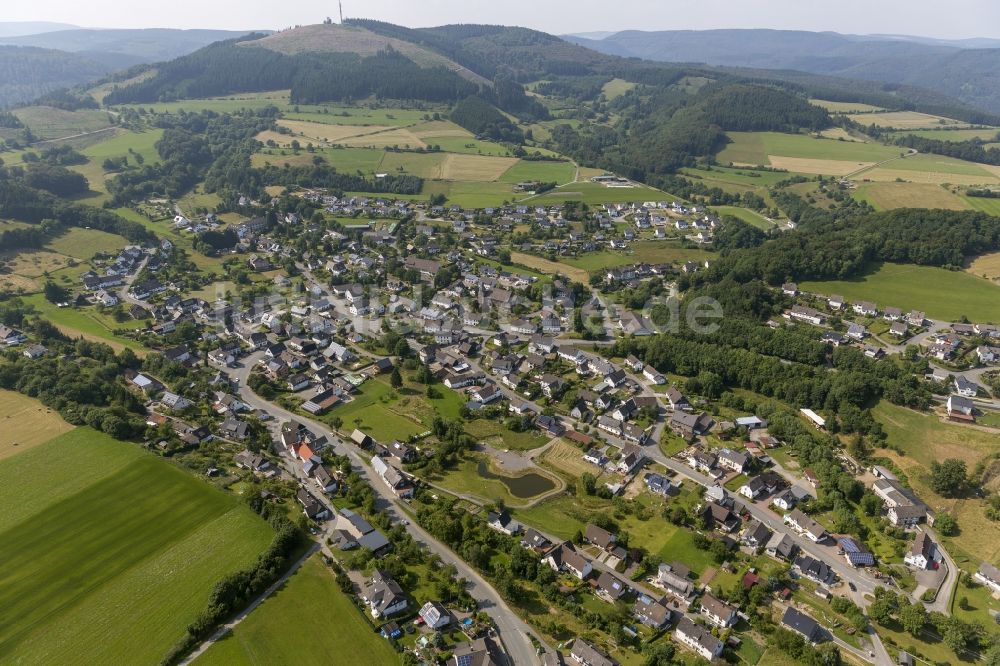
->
9, 0, 1000, 40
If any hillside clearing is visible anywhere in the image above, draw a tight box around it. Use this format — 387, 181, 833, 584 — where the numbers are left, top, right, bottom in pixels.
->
850, 111, 966, 129
509, 252, 590, 283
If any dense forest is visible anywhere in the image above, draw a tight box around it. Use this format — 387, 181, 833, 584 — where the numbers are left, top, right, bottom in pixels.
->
104, 38, 479, 105
0, 45, 112, 108
450, 95, 525, 143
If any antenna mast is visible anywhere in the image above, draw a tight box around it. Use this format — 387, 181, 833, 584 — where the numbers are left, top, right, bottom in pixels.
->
339, 1, 344, 24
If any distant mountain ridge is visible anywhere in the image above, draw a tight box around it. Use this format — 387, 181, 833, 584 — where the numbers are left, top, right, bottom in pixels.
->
0, 22, 79, 38
565, 28, 1000, 114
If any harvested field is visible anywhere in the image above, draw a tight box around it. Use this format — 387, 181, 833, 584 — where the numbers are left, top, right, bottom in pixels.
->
967, 252, 1000, 280
767, 155, 874, 175
540, 439, 603, 479
855, 182, 970, 211
0, 391, 74, 461
338, 128, 426, 149
409, 120, 473, 138
810, 99, 884, 113
439, 153, 518, 181
275, 119, 393, 143
850, 111, 966, 129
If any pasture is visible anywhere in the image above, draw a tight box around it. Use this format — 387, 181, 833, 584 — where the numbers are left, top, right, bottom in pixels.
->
602, 78, 637, 100
116, 91, 292, 114
274, 118, 393, 143
438, 153, 518, 181
338, 128, 427, 149
81, 127, 164, 166
718, 131, 902, 166
563, 243, 714, 273
962, 194, 1000, 217
12, 106, 114, 140
47, 227, 130, 259
853, 182, 970, 211
326, 376, 463, 442
0, 428, 273, 665
0, 390, 74, 460
425, 135, 514, 156
282, 105, 437, 127
199, 556, 400, 666
799, 262, 1000, 322
849, 111, 966, 129
681, 165, 794, 188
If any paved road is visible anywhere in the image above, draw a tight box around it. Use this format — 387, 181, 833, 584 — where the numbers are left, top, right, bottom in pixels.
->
923, 526, 959, 616
179, 542, 321, 665
232, 354, 543, 666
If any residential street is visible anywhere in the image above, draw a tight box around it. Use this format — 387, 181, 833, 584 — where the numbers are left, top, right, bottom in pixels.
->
232, 354, 544, 666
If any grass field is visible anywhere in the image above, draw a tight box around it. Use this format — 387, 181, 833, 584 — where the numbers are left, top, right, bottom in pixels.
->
433, 453, 562, 506
47, 227, 131, 259
874, 402, 1000, 566
426, 136, 514, 156
854, 182, 971, 211
199, 556, 400, 666
810, 99, 885, 113
509, 252, 590, 283
524, 181, 670, 205
681, 165, 796, 188
21, 294, 147, 352
438, 153, 518, 181
328, 377, 463, 442
711, 205, 776, 230
12, 106, 114, 140
718, 132, 902, 168
118, 91, 292, 114
0, 390, 73, 460
275, 118, 394, 143
602, 78, 637, 100
465, 418, 551, 451
339, 128, 427, 150
0, 428, 273, 664
800, 262, 1000, 322
962, 195, 1000, 217
850, 111, 966, 129
892, 128, 1000, 142
500, 160, 576, 184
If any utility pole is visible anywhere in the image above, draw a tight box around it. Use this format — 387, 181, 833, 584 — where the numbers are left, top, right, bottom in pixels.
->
339, 1, 344, 24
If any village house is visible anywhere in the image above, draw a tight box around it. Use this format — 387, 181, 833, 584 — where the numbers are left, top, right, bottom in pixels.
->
674, 617, 724, 661
782, 607, 825, 644
904, 531, 938, 570
700, 593, 738, 628
784, 508, 827, 542
543, 543, 593, 580
569, 638, 619, 666
361, 570, 408, 619
371, 455, 415, 499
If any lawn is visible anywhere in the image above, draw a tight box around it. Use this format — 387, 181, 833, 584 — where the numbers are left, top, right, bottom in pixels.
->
962, 195, 1000, 217
0, 390, 74, 460
500, 159, 577, 184
0, 428, 273, 665
656, 528, 709, 575
199, 556, 400, 666
799, 262, 1000, 322
718, 131, 901, 166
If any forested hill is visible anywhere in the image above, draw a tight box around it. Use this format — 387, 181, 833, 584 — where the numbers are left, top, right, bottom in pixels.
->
0, 46, 113, 108
567, 29, 1000, 115
103, 36, 481, 105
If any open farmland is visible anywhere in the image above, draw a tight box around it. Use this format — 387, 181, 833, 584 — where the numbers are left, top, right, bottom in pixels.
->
717, 132, 902, 174
47, 227, 130, 259
711, 205, 776, 229
274, 118, 394, 143
967, 251, 1000, 280
563, 242, 714, 273
799, 262, 1000, 322
338, 127, 427, 149
0, 390, 74, 460
198, 556, 400, 666
854, 182, 971, 211
857, 153, 1000, 186
0, 428, 273, 665
500, 160, 576, 184
891, 127, 1000, 142
850, 111, 967, 129
12, 106, 114, 140
525, 180, 671, 205
116, 90, 293, 114
602, 78, 637, 100
809, 99, 885, 113
439, 153, 518, 181
509, 252, 591, 283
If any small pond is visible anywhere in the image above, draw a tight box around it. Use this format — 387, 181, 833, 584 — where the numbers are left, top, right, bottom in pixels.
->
477, 461, 556, 499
